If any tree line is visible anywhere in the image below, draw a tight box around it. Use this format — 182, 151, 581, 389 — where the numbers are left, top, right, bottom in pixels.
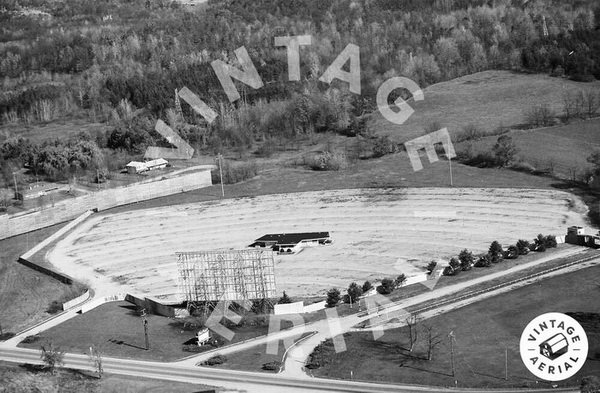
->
2, 0, 599, 127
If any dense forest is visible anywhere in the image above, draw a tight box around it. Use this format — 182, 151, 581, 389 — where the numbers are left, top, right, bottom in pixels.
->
0, 0, 599, 182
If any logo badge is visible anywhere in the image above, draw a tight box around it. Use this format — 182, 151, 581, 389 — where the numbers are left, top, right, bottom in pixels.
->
520, 312, 588, 381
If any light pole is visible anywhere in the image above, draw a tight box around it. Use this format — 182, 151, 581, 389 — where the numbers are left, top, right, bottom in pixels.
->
141, 309, 150, 350
217, 154, 225, 198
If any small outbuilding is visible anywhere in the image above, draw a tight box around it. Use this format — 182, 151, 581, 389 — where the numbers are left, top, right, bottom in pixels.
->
125, 158, 168, 174
566, 226, 600, 248
145, 158, 168, 171
125, 161, 147, 174
14, 182, 62, 201
197, 328, 210, 345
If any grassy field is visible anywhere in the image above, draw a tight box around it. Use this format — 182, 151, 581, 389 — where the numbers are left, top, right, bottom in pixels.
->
0, 119, 109, 145
207, 332, 314, 373
368, 70, 600, 142
455, 118, 600, 179
19, 301, 277, 362
312, 265, 600, 389
0, 222, 86, 334
0, 361, 215, 393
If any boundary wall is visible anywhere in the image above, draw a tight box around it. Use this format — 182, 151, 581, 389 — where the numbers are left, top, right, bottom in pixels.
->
62, 290, 91, 310
125, 294, 176, 318
16, 210, 97, 285
1, 166, 213, 240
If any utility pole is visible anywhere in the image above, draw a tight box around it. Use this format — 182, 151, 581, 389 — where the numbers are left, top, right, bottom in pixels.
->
141, 309, 150, 350
505, 348, 508, 381
448, 331, 455, 377
449, 155, 453, 186
12, 172, 18, 200
217, 154, 224, 198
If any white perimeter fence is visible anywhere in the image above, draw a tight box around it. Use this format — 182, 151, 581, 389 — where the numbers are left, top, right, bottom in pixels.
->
0, 166, 213, 240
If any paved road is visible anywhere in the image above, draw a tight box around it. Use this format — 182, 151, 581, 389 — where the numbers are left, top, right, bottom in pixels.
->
0, 347, 579, 393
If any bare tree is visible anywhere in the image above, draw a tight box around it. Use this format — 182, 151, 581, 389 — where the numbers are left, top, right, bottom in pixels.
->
88, 344, 103, 378
405, 313, 421, 352
584, 91, 600, 119
40, 341, 65, 374
575, 91, 586, 119
525, 104, 555, 127
423, 324, 443, 361
563, 92, 577, 122
568, 167, 580, 183
545, 159, 555, 176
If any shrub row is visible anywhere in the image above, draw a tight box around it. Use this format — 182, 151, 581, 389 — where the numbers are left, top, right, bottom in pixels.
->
442, 234, 557, 276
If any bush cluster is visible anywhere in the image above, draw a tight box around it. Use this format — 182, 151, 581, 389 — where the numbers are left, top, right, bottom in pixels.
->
305, 340, 335, 369
262, 361, 282, 371
202, 354, 227, 366
305, 151, 348, 171
443, 234, 558, 276
211, 160, 259, 184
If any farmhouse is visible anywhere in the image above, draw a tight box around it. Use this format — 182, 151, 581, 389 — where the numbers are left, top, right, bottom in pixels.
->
249, 232, 331, 254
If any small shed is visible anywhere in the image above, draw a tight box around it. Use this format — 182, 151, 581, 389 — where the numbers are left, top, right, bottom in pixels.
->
145, 158, 168, 171
197, 328, 210, 345
125, 161, 147, 174
565, 226, 600, 249
539, 333, 568, 360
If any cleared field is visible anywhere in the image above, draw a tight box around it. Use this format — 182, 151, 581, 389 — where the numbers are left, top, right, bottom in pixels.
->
0, 119, 109, 145
369, 70, 600, 142
46, 188, 589, 301
455, 118, 600, 178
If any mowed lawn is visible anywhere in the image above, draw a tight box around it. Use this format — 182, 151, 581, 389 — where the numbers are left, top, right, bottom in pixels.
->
0, 361, 215, 393
313, 265, 600, 389
456, 118, 600, 178
208, 332, 315, 373
369, 70, 600, 142
18, 301, 272, 362
0, 222, 83, 334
